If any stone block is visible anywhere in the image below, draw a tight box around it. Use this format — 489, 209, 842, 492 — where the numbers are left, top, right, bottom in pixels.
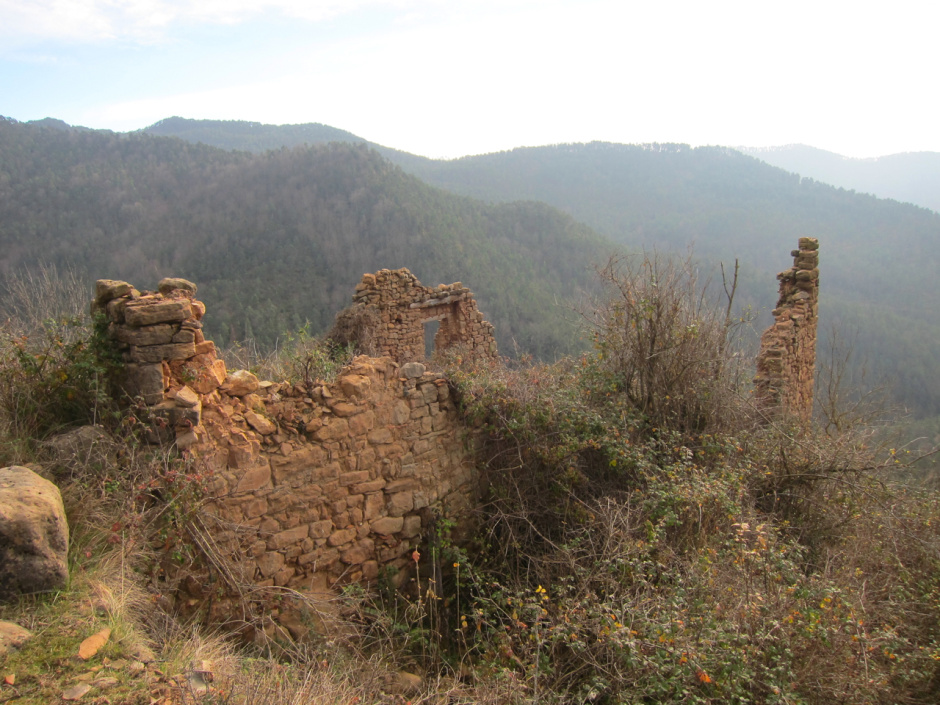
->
122, 363, 166, 404
419, 383, 439, 404
270, 445, 328, 485
401, 515, 422, 538
400, 362, 425, 378
371, 516, 404, 535
150, 399, 201, 428
157, 277, 197, 296
330, 402, 363, 418
274, 567, 295, 587
309, 519, 333, 539
172, 328, 196, 343
130, 342, 196, 363
348, 411, 375, 437
339, 374, 372, 398
245, 411, 276, 435
270, 524, 309, 550
124, 300, 193, 326
367, 427, 393, 445
342, 540, 374, 565
234, 463, 271, 493
243, 497, 268, 519
313, 418, 348, 441
95, 279, 134, 305
387, 491, 414, 517
339, 470, 370, 486
111, 323, 176, 346
362, 560, 379, 581
364, 493, 384, 521
352, 479, 386, 494
385, 478, 420, 493
190, 359, 227, 394
256, 552, 285, 578
328, 528, 356, 547
391, 401, 410, 425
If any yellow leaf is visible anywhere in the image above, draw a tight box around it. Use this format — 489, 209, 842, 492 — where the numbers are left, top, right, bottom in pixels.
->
78, 628, 111, 660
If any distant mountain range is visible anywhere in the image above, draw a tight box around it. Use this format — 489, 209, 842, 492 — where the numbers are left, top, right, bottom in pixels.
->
3, 115, 940, 422
739, 144, 940, 213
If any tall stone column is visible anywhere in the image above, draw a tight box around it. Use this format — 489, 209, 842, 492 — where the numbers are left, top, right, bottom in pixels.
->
754, 238, 820, 422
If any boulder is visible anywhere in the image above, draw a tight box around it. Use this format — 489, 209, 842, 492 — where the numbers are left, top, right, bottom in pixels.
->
44, 425, 117, 473
0, 466, 69, 600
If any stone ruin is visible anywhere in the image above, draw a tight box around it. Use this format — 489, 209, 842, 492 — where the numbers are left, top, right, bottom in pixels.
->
85, 247, 818, 628
331, 268, 497, 363
93, 274, 484, 631
754, 238, 820, 422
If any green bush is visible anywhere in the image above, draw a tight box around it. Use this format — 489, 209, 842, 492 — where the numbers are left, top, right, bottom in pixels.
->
0, 312, 121, 457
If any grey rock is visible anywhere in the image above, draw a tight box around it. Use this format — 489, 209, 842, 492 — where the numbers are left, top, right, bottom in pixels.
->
0, 466, 69, 601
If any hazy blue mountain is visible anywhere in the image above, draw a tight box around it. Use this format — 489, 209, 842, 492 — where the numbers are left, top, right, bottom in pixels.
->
141, 116, 365, 152
740, 144, 940, 213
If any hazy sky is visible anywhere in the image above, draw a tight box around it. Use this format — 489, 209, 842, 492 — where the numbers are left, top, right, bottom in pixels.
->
1, 0, 936, 159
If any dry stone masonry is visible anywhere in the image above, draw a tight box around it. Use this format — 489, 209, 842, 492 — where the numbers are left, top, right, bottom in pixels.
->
94, 277, 226, 448
94, 277, 482, 622
754, 238, 820, 422
332, 268, 497, 363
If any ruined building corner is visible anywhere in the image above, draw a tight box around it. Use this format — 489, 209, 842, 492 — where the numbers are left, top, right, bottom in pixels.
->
754, 238, 820, 422
329, 268, 497, 364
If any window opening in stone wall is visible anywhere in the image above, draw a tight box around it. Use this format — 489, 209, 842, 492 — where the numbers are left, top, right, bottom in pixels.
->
424, 319, 440, 360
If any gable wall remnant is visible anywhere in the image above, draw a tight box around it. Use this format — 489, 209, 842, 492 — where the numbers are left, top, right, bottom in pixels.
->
754, 238, 820, 422
332, 268, 497, 363
94, 277, 482, 624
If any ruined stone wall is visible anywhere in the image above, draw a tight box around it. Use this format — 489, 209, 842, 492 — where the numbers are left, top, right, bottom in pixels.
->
754, 238, 820, 421
95, 278, 481, 618
333, 268, 497, 363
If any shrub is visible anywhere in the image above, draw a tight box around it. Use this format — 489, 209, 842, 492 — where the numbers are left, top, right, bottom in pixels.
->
0, 267, 121, 459
586, 252, 753, 435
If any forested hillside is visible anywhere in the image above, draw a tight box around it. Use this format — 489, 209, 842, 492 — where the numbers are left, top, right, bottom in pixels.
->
0, 117, 610, 358
138, 119, 940, 420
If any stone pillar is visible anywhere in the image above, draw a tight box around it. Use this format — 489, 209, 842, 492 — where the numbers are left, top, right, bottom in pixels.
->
754, 238, 820, 422
93, 277, 226, 447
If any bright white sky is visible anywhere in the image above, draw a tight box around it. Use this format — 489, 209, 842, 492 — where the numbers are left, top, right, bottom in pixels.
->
1, 0, 936, 159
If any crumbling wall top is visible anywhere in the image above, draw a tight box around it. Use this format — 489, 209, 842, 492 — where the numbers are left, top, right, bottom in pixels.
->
334, 268, 497, 364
